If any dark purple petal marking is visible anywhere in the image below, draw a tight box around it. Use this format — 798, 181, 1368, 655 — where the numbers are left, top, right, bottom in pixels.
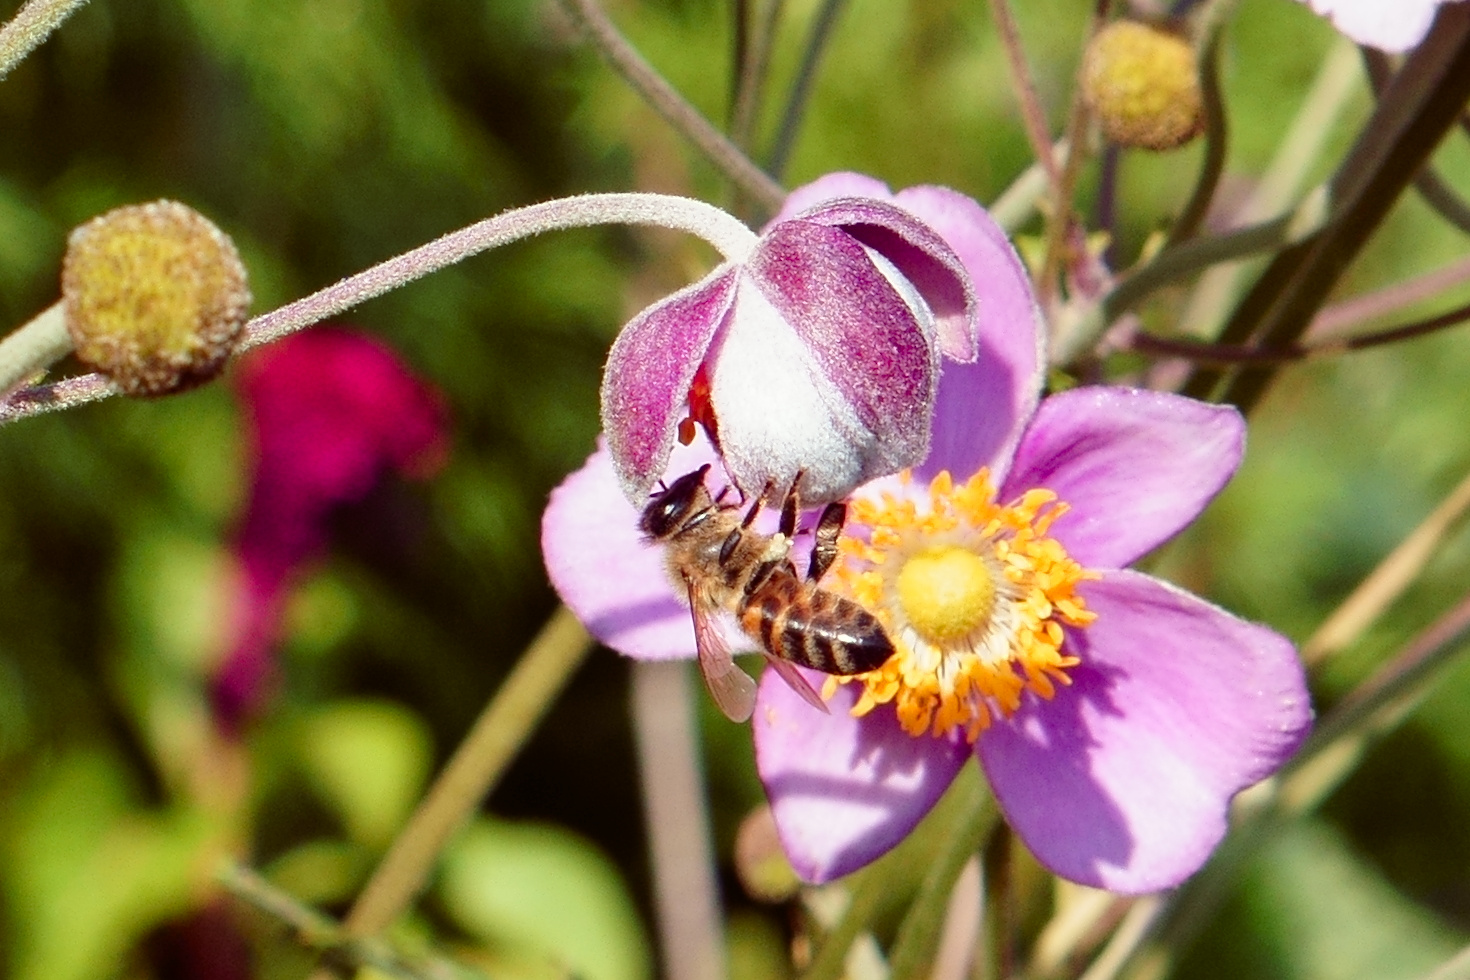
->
1002, 387, 1246, 569
753, 667, 971, 883
978, 569, 1310, 892
746, 220, 938, 476
791, 197, 978, 363
600, 267, 738, 502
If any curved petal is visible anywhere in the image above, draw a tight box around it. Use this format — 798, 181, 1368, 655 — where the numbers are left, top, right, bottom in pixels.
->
753, 667, 971, 883
727, 222, 940, 501
774, 173, 894, 223
790, 198, 978, 362
978, 569, 1310, 893
542, 442, 726, 660
601, 267, 738, 503
1001, 387, 1245, 568
896, 186, 1045, 487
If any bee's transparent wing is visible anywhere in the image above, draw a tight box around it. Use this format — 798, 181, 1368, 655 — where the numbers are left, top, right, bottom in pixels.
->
686, 580, 757, 722
762, 653, 831, 715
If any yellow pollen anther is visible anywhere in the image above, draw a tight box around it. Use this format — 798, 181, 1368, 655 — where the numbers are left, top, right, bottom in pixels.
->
896, 546, 995, 644
830, 468, 1097, 743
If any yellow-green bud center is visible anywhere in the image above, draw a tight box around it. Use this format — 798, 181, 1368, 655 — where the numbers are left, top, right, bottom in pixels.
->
62, 200, 250, 397
1082, 20, 1204, 152
895, 546, 996, 644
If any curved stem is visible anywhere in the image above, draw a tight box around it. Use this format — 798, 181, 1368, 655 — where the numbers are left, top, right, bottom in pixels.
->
322, 606, 591, 962
0, 192, 758, 423
0, 302, 71, 397
766, 0, 847, 181
1164, 10, 1230, 246
0, 0, 90, 80
558, 0, 786, 215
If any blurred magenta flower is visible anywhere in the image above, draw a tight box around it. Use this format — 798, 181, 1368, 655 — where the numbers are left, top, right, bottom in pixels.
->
544, 175, 1311, 892
1298, 0, 1463, 50
215, 327, 447, 726
601, 184, 979, 507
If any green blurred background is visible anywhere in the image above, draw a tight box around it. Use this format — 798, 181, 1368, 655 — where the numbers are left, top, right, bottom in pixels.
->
2, 0, 1470, 977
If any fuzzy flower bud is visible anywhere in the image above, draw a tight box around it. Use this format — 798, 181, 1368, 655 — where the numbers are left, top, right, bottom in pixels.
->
1082, 21, 1204, 152
600, 196, 977, 505
62, 200, 251, 396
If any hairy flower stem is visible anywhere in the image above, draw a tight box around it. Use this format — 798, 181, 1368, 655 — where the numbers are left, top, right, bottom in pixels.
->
0, 192, 759, 423
632, 661, 727, 980
0, 302, 70, 397
0, 0, 90, 80
311, 606, 592, 976
557, 0, 786, 215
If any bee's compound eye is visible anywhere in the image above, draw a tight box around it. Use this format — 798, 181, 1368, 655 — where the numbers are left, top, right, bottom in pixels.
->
639, 466, 710, 537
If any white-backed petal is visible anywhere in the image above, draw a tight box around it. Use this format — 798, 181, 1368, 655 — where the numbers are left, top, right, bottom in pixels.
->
601, 267, 737, 503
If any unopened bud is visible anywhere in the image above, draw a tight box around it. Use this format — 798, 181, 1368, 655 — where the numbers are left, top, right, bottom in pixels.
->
1082, 21, 1204, 152
62, 201, 250, 396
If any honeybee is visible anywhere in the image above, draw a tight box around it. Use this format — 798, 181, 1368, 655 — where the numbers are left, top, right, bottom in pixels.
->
639, 465, 895, 722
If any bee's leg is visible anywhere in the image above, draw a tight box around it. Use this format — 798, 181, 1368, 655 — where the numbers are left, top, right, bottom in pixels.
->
809, 502, 847, 581
742, 477, 777, 528
776, 469, 805, 539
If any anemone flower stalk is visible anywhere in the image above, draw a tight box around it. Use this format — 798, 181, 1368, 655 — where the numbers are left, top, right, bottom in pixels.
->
544, 173, 1311, 893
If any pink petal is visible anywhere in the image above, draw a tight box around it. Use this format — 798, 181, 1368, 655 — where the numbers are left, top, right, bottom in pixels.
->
774, 173, 894, 222
542, 442, 724, 660
895, 186, 1045, 488
729, 221, 940, 501
786, 198, 978, 362
1001, 387, 1244, 569
978, 569, 1310, 893
601, 267, 738, 503
753, 668, 971, 883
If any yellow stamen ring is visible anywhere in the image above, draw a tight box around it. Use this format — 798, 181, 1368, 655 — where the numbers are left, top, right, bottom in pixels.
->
826, 469, 1098, 743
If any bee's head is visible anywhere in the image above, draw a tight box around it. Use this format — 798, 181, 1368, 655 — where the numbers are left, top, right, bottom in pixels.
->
640, 464, 712, 538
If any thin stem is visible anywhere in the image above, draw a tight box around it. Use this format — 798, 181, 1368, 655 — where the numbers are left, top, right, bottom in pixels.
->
799, 868, 892, 980
323, 607, 591, 962
765, 0, 847, 181
990, 141, 1068, 233
0, 0, 90, 80
217, 863, 458, 980
730, 0, 784, 151
557, 0, 786, 215
631, 660, 726, 980
0, 302, 70, 397
1307, 253, 1470, 341
1122, 297, 1470, 365
1037, 0, 1112, 314
976, 821, 1013, 980
0, 192, 759, 424
1303, 466, 1470, 666
987, 0, 1062, 189
1221, 8, 1470, 411
1164, 12, 1229, 246
887, 772, 996, 980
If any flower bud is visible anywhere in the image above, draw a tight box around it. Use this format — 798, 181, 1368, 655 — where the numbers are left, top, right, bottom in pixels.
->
62, 200, 251, 396
1082, 21, 1204, 152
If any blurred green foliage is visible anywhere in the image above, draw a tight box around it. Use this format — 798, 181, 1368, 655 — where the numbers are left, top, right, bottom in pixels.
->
1, 0, 1470, 977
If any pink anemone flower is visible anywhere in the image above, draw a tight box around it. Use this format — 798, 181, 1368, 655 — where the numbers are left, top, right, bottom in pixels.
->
543, 175, 1311, 892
